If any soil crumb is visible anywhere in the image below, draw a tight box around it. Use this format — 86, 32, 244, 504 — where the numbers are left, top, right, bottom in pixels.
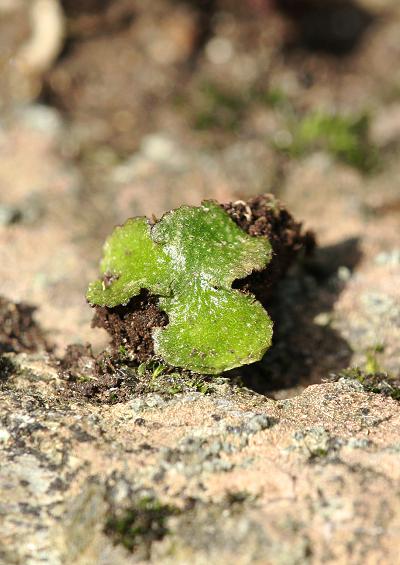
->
0, 295, 50, 354
223, 194, 315, 304
92, 290, 168, 361
58, 345, 138, 403
58, 343, 96, 380
58, 343, 214, 404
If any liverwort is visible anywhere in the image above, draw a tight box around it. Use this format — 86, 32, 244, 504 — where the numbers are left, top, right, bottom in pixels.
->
87, 201, 273, 374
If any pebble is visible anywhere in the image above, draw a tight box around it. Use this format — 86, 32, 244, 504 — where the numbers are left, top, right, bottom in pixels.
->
337, 266, 352, 282
0, 428, 10, 442
313, 312, 333, 327
17, 104, 63, 137
375, 249, 400, 266
206, 37, 234, 65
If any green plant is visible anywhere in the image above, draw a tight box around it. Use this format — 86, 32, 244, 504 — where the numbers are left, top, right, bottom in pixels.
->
364, 344, 385, 374
279, 111, 378, 172
253, 85, 288, 108
87, 202, 273, 374
193, 82, 248, 131
105, 496, 178, 555
137, 360, 168, 379
333, 367, 400, 401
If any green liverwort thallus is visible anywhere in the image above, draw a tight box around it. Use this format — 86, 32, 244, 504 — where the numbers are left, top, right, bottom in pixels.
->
87, 201, 273, 374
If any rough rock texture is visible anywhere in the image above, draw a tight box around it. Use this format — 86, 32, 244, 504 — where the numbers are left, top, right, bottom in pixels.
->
1, 354, 400, 564
0, 105, 103, 354
92, 194, 313, 361
1, 1, 400, 563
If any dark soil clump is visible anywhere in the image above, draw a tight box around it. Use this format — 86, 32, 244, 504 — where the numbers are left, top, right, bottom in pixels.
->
92, 194, 314, 363
60, 349, 138, 404
92, 290, 168, 361
58, 343, 96, 381
0, 296, 50, 354
59, 345, 214, 403
223, 194, 315, 304
58, 342, 140, 403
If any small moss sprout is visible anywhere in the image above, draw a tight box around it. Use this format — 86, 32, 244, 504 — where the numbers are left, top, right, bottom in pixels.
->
87, 202, 273, 374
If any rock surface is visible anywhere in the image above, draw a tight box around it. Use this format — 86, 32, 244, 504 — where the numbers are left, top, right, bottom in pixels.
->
1, 1, 400, 563
1, 354, 400, 564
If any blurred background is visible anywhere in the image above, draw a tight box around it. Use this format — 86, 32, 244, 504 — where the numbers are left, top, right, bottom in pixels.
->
0, 0, 399, 394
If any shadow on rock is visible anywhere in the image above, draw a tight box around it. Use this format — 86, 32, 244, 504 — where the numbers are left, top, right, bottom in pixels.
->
236, 237, 362, 397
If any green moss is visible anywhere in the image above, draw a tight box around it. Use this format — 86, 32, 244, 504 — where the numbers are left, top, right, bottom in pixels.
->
187, 81, 379, 173
279, 111, 379, 172
153, 373, 213, 396
334, 367, 400, 401
87, 201, 273, 374
137, 360, 168, 379
105, 491, 259, 559
192, 82, 289, 132
193, 82, 248, 132
118, 345, 128, 357
309, 447, 329, 459
364, 344, 385, 374
74, 374, 95, 383
253, 86, 288, 108
136, 359, 214, 395
105, 496, 179, 556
